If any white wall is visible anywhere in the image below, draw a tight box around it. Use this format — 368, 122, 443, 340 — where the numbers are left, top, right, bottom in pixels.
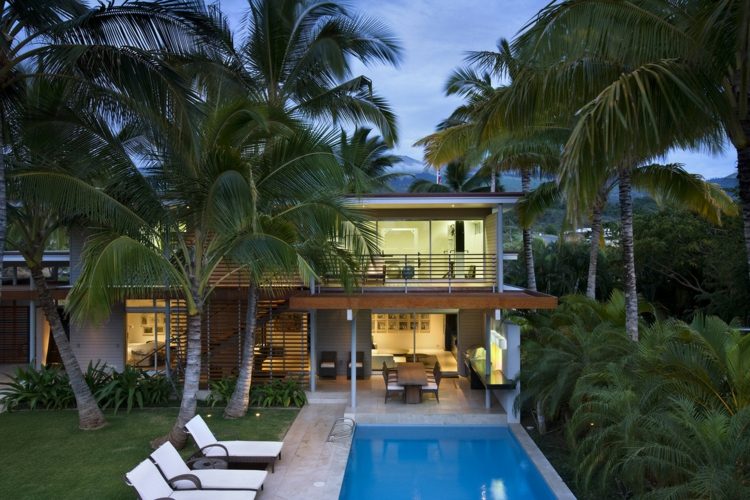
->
371, 314, 445, 352
70, 303, 126, 371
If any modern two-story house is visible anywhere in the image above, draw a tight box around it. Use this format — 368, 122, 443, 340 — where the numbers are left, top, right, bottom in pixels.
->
0, 192, 556, 421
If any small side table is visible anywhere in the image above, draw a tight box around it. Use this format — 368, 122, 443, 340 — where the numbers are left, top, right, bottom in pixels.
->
188, 457, 228, 470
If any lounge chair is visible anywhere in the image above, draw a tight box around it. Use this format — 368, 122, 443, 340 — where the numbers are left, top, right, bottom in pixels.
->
151, 442, 267, 491
125, 459, 255, 499
423, 362, 442, 403
382, 362, 404, 403
185, 415, 283, 472
347, 351, 364, 379
319, 351, 337, 379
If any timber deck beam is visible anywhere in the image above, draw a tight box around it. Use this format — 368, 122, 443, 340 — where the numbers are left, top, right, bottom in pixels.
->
288, 290, 557, 310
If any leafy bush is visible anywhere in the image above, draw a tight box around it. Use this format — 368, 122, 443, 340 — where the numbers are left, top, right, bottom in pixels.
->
521, 297, 750, 499
207, 377, 237, 408
95, 366, 171, 413
250, 379, 306, 408
0, 363, 171, 413
0, 365, 73, 410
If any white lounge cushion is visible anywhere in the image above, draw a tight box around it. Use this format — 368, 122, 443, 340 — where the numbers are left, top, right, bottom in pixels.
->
151, 442, 267, 491
126, 459, 255, 500
185, 415, 283, 460
320, 362, 335, 368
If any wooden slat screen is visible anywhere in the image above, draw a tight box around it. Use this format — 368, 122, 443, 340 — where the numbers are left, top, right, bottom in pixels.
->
0, 303, 29, 363
254, 312, 309, 385
196, 293, 309, 386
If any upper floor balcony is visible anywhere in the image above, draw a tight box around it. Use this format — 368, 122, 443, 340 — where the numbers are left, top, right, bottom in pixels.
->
308, 192, 532, 297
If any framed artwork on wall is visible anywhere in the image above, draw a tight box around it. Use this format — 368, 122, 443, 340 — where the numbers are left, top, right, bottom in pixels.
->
420, 321, 429, 331
388, 320, 398, 330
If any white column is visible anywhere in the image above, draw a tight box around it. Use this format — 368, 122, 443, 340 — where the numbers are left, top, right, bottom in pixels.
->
500, 321, 521, 423
29, 301, 37, 367
495, 205, 504, 292
349, 309, 357, 409
485, 311, 491, 409
309, 310, 317, 392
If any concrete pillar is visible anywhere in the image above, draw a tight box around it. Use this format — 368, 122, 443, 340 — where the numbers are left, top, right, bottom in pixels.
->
500, 321, 521, 423
28, 301, 36, 367
309, 310, 317, 392
349, 309, 357, 408
496, 205, 504, 292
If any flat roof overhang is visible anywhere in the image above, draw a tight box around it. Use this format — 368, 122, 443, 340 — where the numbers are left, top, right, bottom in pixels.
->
288, 291, 557, 310
1, 286, 69, 300
347, 192, 521, 209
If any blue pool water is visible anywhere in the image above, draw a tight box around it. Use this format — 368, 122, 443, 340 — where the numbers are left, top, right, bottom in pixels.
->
339, 425, 556, 500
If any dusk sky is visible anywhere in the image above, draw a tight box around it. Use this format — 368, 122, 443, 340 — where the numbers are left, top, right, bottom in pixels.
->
219, 0, 736, 180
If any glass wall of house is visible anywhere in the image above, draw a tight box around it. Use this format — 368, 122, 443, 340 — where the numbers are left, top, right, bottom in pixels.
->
375, 219, 485, 280
125, 299, 168, 372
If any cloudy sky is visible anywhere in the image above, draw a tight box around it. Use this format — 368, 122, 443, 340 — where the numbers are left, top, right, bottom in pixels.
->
218, 0, 736, 179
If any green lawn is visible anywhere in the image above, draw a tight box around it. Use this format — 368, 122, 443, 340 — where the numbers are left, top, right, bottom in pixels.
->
0, 407, 298, 499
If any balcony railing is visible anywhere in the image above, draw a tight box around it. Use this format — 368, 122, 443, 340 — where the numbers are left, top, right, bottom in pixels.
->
321, 252, 498, 292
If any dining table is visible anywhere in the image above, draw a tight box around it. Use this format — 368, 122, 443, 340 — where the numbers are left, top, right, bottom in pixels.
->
397, 362, 428, 403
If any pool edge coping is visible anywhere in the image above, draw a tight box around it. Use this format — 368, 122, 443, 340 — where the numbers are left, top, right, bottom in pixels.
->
509, 423, 576, 500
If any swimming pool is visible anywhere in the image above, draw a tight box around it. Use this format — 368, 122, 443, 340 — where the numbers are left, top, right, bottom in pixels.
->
339, 425, 556, 500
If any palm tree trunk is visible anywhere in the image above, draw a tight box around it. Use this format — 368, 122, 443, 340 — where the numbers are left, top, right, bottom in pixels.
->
738, 121, 750, 284
586, 191, 605, 300
521, 169, 537, 291
164, 287, 203, 449
618, 168, 639, 341
224, 283, 259, 418
490, 165, 496, 193
29, 265, 106, 429
0, 137, 6, 298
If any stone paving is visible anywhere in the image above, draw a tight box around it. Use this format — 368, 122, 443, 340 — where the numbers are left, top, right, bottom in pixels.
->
258, 403, 351, 500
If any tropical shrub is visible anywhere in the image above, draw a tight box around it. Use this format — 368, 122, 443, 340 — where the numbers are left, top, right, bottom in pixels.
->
526, 298, 750, 498
208, 377, 306, 408
0, 364, 171, 413
95, 366, 172, 413
0, 365, 74, 410
207, 377, 237, 408
250, 379, 307, 408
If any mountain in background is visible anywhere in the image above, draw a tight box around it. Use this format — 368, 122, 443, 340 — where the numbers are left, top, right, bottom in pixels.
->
386, 156, 539, 193
708, 174, 738, 191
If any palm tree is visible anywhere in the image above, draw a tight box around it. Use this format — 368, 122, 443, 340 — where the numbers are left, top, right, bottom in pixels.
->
68, 96, 281, 445
222, 129, 375, 419
504, 1, 743, 339
518, 165, 737, 299
195, 0, 402, 143
6, 79, 152, 429
0, 0, 217, 281
337, 127, 405, 193
415, 40, 565, 292
408, 160, 490, 193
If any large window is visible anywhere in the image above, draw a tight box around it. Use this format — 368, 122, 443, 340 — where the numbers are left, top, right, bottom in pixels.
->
125, 299, 168, 371
376, 220, 484, 255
